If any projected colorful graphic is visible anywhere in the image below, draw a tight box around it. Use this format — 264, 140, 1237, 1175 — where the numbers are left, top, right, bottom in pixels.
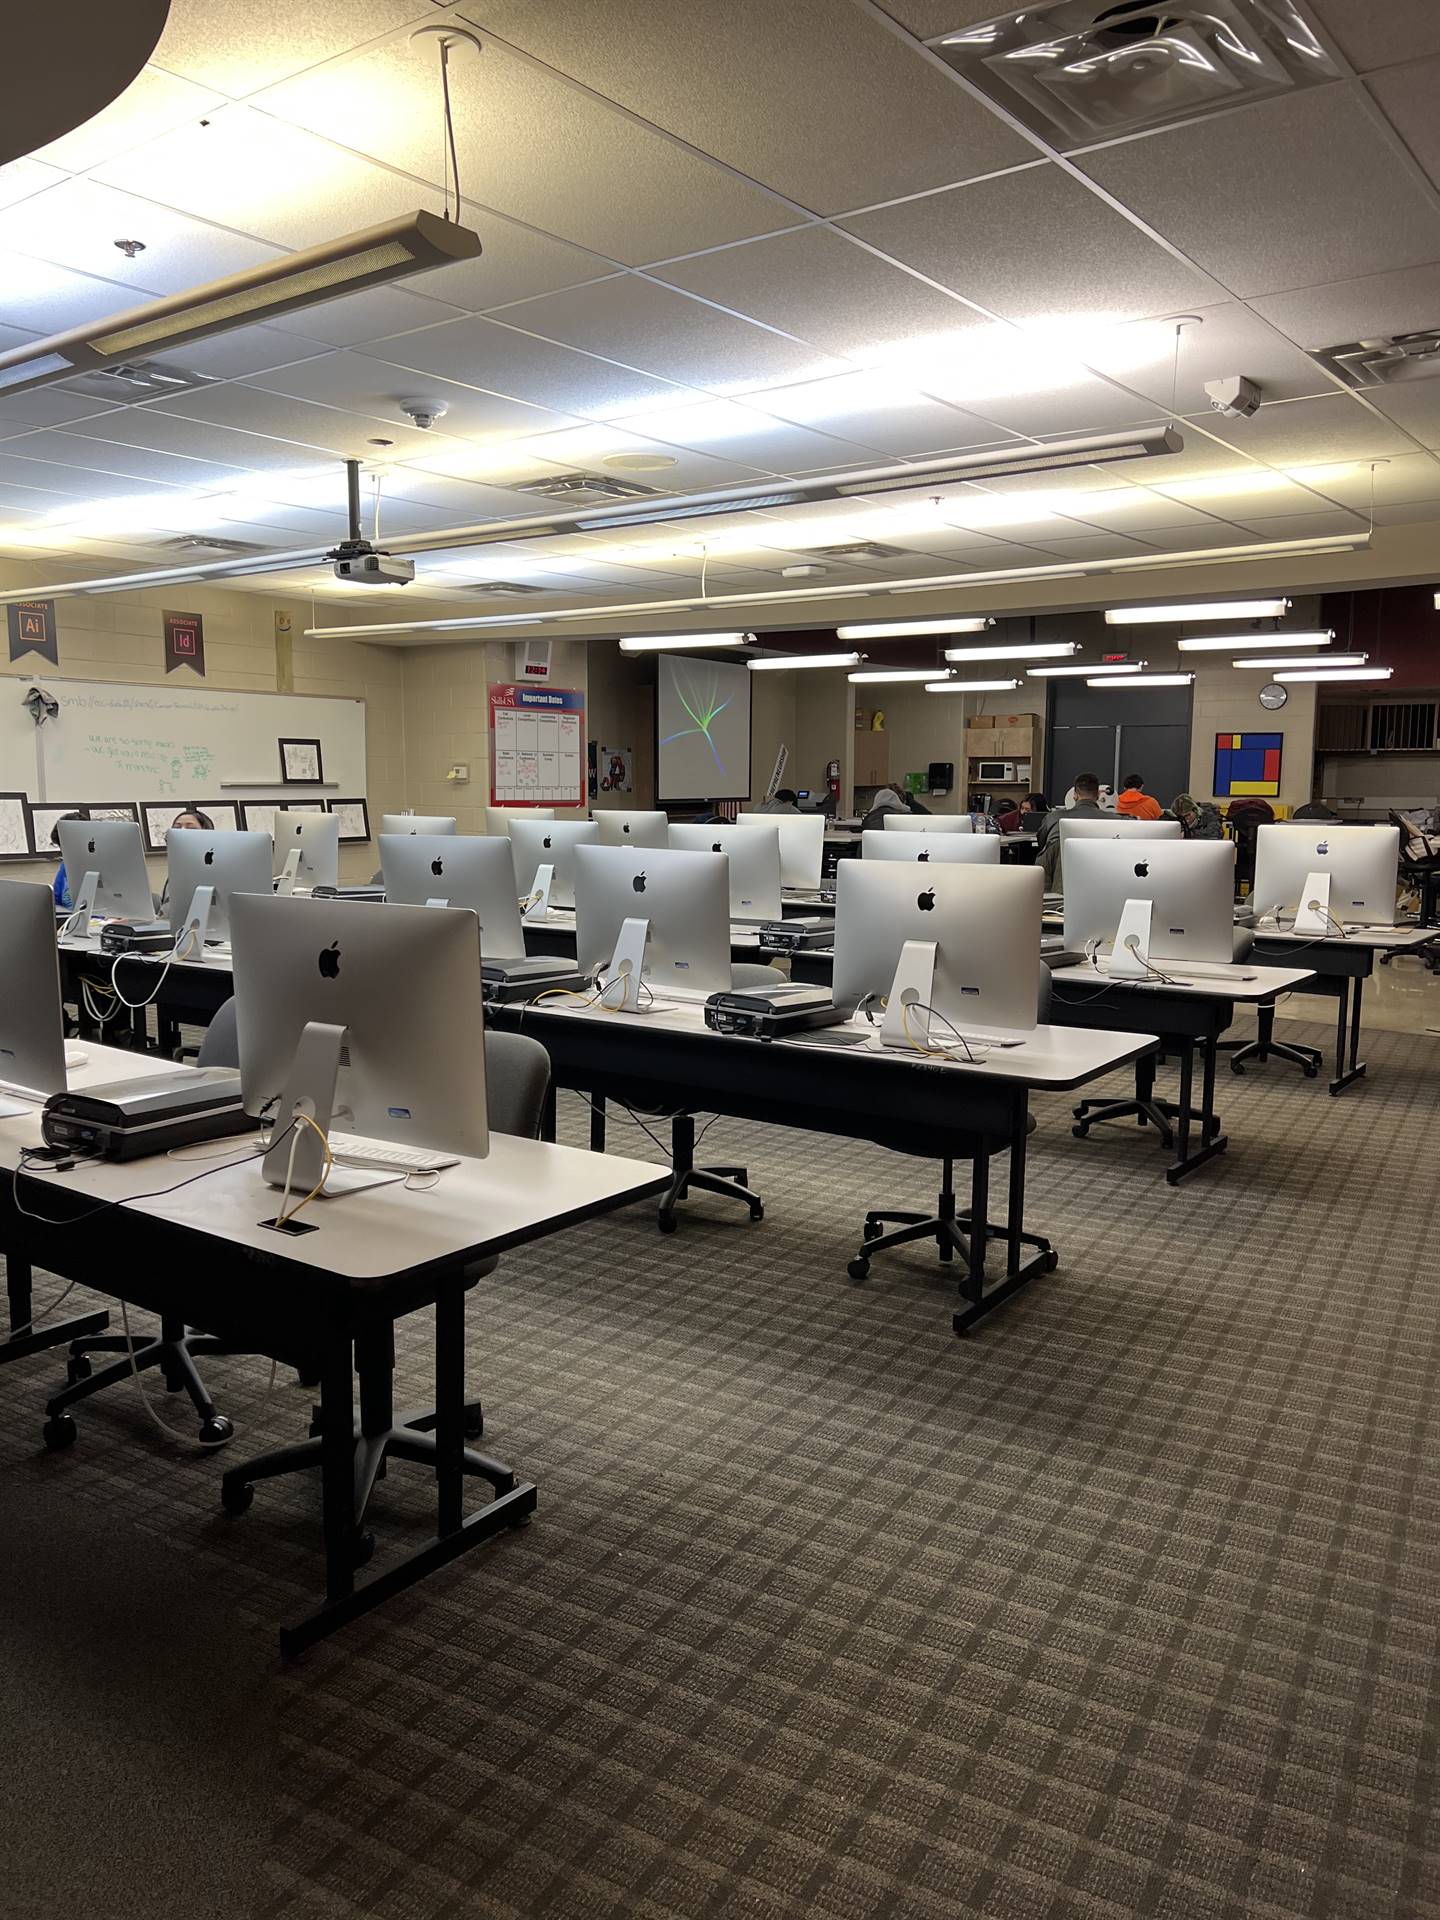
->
657, 654, 752, 800
1214, 731, 1283, 798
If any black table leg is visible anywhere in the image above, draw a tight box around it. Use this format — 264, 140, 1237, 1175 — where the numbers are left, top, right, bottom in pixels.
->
953, 1094, 1057, 1336
590, 1093, 607, 1154
434, 1285, 464, 1538
1, 1254, 108, 1368
1160, 1037, 1230, 1185
540, 1084, 557, 1143
1329, 975, 1367, 1096
319, 1332, 358, 1608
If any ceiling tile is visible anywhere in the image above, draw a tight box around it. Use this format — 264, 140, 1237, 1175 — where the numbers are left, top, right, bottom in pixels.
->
1019, 485, 1224, 533
408, 225, 620, 314
1230, 510, 1369, 541
1148, 468, 1330, 517
456, 0, 1033, 212
268, 286, 470, 349
370, 315, 699, 418
0, 158, 68, 213
1305, 0, 1440, 72
1024, 532, 1158, 563
0, 179, 284, 297
145, 325, 338, 381
0, 438, 243, 493
1122, 522, 1274, 553
961, 377, 1163, 438
53, 405, 348, 475
1078, 92, 1440, 299
650, 225, 989, 360
0, 390, 121, 440
244, 350, 582, 443
498, 277, 844, 394
1370, 497, 1440, 526
33, 66, 224, 172
1200, 393, 1417, 467
1367, 58, 1440, 190
868, 2, 1009, 35
1248, 265, 1440, 350
496, 422, 765, 491
745, 371, 1009, 456
1072, 305, 1334, 410
142, 385, 445, 461
1287, 451, 1440, 508
1362, 379, 1440, 451
149, 0, 429, 97
605, 396, 881, 473
255, 32, 795, 265
0, 250, 156, 333
841, 163, 1217, 324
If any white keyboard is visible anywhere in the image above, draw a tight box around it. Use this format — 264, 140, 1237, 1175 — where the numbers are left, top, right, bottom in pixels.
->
327, 1132, 460, 1173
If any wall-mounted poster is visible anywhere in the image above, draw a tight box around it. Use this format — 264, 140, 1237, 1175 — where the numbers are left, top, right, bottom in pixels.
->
163, 608, 206, 675
1214, 731, 1283, 798
488, 683, 585, 806
598, 745, 633, 794
0, 792, 33, 858
7, 599, 58, 665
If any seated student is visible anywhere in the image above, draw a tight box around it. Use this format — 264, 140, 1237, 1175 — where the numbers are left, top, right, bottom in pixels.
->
49, 810, 88, 909
1172, 793, 1224, 840
1018, 791, 1049, 833
1292, 800, 1340, 822
755, 788, 800, 815
1037, 772, 1104, 889
158, 807, 217, 913
859, 786, 909, 833
1115, 772, 1163, 820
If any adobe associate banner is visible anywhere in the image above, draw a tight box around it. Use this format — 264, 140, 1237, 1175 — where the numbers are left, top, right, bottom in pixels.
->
7, 598, 58, 665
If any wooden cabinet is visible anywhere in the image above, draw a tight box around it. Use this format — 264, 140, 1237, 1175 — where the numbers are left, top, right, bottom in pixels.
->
852, 727, 890, 788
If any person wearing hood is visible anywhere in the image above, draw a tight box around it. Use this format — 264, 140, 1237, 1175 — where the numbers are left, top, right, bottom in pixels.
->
860, 786, 909, 833
1173, 793, 1224, 840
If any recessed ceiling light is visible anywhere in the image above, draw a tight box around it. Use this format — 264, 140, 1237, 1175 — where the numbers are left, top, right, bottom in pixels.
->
1177, 630, 1331, 651
1106, 599, 1291, 624
601, 452, 679, 473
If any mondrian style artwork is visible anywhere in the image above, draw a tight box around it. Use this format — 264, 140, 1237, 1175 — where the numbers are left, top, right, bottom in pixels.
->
1214, 731, 1283, 797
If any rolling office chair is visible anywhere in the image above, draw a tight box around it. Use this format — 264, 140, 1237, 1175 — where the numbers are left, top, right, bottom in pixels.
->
654, 962, 783, 1233
46, 999, 246, 1447
847, 967, 1057, 1286
219, 1027, 552, 1550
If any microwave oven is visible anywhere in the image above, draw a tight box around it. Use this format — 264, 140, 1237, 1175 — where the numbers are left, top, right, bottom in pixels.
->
975, 758, 1016, 781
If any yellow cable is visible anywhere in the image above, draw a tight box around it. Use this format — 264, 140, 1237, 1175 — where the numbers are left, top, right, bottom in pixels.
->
275, 1110, 334, 1228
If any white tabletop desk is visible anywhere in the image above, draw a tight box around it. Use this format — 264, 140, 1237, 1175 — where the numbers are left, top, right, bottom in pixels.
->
0, 1044, 669, 1656
497, 994, 1156, 1336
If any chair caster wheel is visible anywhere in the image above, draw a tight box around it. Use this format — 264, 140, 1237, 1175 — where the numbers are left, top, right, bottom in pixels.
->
848, 1257, 871, 1281
464, 1409, 485, 1439
352, 1530, 375, 1568
1071, 1124, 1088, 1139
1303, 1065, 1318, 1079
1044, 1251, 1059, 1272
1230, 1062, 1245, 1076
749, 1202, 764, 1222
66, 1355, 92, 1384
657, 1214, 677, 1234
43, 1414, 77, 1452
296, 1371, 320, 1388
862, 1221, 881, 1242
221, 1481, 253, 1517
199, 1415, 233, 1446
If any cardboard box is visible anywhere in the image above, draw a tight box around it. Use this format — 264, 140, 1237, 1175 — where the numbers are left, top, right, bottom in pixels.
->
971, 714, 996, 729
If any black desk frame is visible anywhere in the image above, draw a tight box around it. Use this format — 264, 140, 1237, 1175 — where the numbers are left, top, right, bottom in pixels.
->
1230, 939, 1373, 1097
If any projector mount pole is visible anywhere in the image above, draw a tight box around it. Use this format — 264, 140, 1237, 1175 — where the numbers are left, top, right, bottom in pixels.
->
345, 458, 362, 547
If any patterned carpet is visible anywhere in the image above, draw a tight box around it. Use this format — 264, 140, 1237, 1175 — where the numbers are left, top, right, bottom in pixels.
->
2, 1016, 1438, 1920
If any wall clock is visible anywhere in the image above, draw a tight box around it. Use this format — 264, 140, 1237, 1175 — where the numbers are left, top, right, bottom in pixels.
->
1259, 683, 1288, 711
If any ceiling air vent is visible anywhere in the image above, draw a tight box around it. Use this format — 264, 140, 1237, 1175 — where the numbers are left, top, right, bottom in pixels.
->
512, 472, 665, 505
459, 580, 546, 596
153, 533, 272, 556
932, 1, 1339, 147
1316, 331, 1440, 390
806, 541, 907, 561
58, 359, 220, 400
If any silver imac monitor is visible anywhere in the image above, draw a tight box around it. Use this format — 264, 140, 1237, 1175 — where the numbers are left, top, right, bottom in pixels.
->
734, 811, 826, 889
379, 834, 525, 956
668, 821, 782, 921
230, 892, 488, 1162
592, 809, 669, 850
57, 818, 154, 922
573, 843, 732, 996
833, 861, 1044, 1036
1058, 816, 1181, 847
276, 812, 340, 888
488, 805, 553, 837
166, 829, 273, 944
509, 817, 601, 910
862, 829, 999, 866
0, 879, 67, 1100
1064, 839, 1236, 965
881, 813, 972, 834
381, 813, 457, 837
1254, 822, 1399, 927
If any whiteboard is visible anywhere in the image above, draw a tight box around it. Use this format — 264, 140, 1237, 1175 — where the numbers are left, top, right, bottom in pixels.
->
0, 677, 366, 813
657, 654, 752, 801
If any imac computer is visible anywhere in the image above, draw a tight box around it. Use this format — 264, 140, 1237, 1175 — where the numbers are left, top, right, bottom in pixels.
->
669, 822, 782, 921
275, 812, 340, 889
734, 811, 826, 890
230, 891, 488, 1189
380, 813, 457, 837
833, 861, 1044, 1046
573, 842, 731, 1002
862, 829, 999, 866
1253, 822, 1399, 929
379, 834, 525, 955
881, 813, 973, 834
166, 829, 273, 948
57, 818, 154, 923
488, 805, 553, 836
1058, 816, 1181, 848
509, 817, 600, 911
0, 879, 69, 1105
592, 809, 669, 850
1063, 839, 1236, 971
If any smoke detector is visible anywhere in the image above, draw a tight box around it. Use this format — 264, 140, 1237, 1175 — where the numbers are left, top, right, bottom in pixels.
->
400, 398, 448, 430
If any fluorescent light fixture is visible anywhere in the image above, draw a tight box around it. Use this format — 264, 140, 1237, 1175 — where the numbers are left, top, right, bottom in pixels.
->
617, 631, 750, 652
1106, 598, 1291, 624
1177, 630, 1332, 652
1234, 652, 1368, 669
942, 641, 1078, 663
831, 426, 1183, 497
1027, 661, 1145, 677
1086, 673, 1194, 688
847, 668, 943, 683
1273, 666, 1394, 683
0, 212, 483, 395
836, 616, 994, 639
581, 489, 804, 528
1435, 593, 1440, 611
747, 651, 861, 671
925, 677, 1021, 693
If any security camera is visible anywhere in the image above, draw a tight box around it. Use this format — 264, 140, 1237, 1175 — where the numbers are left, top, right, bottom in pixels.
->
1203, 375, 1261, 419
401, 399, 448, 431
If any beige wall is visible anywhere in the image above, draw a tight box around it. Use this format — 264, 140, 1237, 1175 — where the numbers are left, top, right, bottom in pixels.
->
748, 669, 796, 802
1187, 663, 1317, 811
790, 671, 854, 807
0, 567, 406, 883
584, 642, 654, 808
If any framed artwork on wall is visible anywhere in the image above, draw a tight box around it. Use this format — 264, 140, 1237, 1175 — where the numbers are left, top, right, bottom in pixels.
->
0, 792, 33, 859
140, 801, 240, 851
1214, 731, 1283, 799
279, 737, 324, 784
327, 797, 371, 843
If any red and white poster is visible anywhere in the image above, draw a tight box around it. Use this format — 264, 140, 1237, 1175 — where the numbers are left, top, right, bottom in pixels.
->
488, 683, 585, 807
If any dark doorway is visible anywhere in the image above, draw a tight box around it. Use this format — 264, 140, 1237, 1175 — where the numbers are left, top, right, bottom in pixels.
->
1046, 678, 1193, 806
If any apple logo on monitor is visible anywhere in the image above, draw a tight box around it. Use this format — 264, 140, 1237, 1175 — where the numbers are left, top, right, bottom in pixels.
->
1134, 860, 1150, 879
711, 841, 723, 853
542, 834, 553, 849
622, 823, 631, 835
1316, 841, 1329, 855
916, 888, 935, 912
632, 871, 647, 894
86, 838, 97, 856
203, 848, 215, 866
295, 823, 304, 837
917, 848, 931, 863
318, 941, 341, 979
430, 856, 444, 877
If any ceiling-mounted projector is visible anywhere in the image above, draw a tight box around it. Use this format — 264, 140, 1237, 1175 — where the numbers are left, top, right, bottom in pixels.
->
332, 550, 415, 586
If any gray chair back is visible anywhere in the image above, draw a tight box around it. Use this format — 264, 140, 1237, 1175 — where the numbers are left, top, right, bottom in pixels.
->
485, 1029, 551, 1138
197, 997, 240, 1069
731, 962, 788, 989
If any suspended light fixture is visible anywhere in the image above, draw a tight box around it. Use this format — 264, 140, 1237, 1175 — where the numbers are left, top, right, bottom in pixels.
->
617, 632, 751, 652
1105, 599, 1291, 624
747, 652, 862, 671
941, 642, 1078, 663
836, 616, 994, 639
1177, 630, 1332, 651
925, 677, 1021, 693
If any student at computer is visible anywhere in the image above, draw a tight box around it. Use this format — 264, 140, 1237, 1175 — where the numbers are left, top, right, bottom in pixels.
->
157, 808, 217, 914
1114, 773, 1162, 821
755, 788, 800, 815
48, 812, 87, 908
1172, 793, 1223, 840
1037, 774, 1104, 888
